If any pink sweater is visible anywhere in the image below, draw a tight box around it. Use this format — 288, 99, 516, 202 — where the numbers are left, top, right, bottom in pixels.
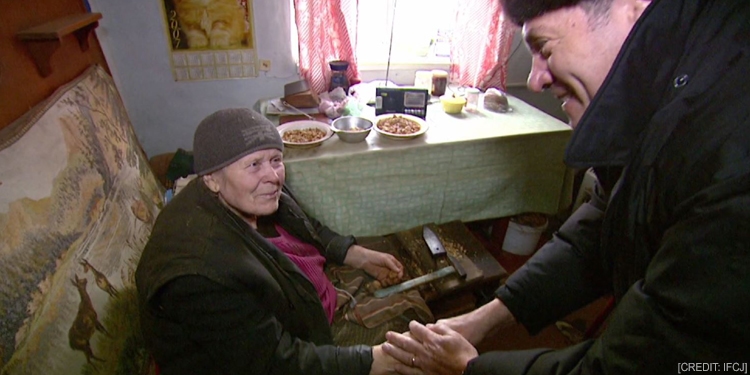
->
267, 225, 337, 323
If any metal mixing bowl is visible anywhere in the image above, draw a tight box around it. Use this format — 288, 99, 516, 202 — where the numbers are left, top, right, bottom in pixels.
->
331, 116, 373, 143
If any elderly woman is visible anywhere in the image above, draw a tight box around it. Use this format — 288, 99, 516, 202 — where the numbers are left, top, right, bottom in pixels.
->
135, 108, 409, 375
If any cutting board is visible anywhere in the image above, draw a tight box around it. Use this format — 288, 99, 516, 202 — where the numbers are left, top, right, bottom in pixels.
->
390, 222, 484, 301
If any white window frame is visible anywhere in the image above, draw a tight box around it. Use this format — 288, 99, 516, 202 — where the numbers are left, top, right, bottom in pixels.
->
290, 0, 456, 84
355, 0, 455, 73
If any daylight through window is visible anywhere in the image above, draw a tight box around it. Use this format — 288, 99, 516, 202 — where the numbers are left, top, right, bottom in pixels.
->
356, 0, 457, 65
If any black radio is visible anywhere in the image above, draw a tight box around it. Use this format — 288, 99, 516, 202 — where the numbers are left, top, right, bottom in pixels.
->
375, 87, 429, 119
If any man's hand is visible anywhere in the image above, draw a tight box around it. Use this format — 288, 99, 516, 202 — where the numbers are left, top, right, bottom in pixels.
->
435, 298, 516, 345
383, 321, 478, 375
344, 245, 404, 286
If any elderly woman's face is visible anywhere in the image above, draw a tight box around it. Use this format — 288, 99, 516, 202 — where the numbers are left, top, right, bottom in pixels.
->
205, 149, 285, 219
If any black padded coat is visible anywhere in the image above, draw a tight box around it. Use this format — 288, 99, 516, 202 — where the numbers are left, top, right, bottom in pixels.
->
468, 0, 750, 374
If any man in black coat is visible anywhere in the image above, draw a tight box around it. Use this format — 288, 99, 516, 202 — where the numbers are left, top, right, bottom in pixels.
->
383, 0, 750, 374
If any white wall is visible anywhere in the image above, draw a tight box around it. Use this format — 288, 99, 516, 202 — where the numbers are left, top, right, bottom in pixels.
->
88, 0, 565, 157
88, 0, 300, 157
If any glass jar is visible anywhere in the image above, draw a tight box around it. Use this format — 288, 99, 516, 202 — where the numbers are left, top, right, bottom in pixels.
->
431, 70, 448, 97
329, 60, 350, 93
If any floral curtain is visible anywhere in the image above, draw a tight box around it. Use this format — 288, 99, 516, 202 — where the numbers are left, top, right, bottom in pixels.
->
292, 0, 515, 93
292, 0, 360, 94
449, 0, 516, 91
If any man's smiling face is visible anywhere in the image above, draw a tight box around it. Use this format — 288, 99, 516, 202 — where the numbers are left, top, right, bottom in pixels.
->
522, 0, 646, 127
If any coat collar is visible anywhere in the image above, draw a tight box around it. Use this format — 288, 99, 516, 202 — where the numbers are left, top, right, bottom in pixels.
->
563, 0, 700, 169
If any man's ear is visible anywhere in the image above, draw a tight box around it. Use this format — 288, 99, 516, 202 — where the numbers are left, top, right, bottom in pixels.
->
202, 174, 221, 193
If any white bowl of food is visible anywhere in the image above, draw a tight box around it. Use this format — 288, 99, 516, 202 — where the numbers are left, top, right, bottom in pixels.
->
373, 113, 428, 140
277, 120, 333, 148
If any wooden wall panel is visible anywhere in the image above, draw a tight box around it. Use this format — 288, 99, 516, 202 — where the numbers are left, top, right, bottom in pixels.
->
0, 0, 110, 130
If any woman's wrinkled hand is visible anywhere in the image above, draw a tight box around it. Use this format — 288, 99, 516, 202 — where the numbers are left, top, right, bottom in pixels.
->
344, 245, 404, 286
383, 320, 477, 375
370, 344, 424, 375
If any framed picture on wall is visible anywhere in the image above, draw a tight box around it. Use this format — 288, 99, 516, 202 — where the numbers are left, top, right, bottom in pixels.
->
161, 0, 259, 81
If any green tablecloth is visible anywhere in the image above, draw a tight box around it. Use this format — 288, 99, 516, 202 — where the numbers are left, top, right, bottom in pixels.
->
260, 95, 573, 237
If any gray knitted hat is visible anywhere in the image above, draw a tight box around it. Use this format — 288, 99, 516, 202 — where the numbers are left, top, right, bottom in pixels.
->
193, 108, 283, 175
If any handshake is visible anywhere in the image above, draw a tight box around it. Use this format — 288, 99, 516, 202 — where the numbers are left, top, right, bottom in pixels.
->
366, 301, 502, 375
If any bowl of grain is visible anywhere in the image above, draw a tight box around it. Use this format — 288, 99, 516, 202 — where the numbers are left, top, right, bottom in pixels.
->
373, 113, 428, 140
277, 120, 333, 149
331, 116, 373, 143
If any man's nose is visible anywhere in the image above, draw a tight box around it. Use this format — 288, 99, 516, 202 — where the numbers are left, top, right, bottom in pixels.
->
527, 56, 552, 93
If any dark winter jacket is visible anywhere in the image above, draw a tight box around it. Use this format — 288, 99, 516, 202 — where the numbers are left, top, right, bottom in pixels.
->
468, 0, 750, 373
135, 179, 372, 375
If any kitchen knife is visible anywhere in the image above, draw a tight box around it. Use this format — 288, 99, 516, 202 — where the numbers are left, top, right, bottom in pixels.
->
423, 226, 467, 278
373, 266, 456, 298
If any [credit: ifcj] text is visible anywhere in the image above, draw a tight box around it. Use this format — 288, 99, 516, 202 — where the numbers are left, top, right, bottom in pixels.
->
678, 362, 748, 374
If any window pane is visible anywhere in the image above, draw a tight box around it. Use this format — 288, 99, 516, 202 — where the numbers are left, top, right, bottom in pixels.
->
357, 0, 456, 64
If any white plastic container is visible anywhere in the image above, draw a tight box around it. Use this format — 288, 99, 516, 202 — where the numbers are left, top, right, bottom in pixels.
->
414, 71, 432, 91
502, 219, 549, 256
465, 88, 481, 111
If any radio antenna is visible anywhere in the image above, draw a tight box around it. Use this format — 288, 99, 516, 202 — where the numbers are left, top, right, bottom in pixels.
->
384, 0, 398, 87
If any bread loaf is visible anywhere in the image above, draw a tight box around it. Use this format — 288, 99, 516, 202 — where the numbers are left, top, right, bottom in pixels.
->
484, 88, 509, 113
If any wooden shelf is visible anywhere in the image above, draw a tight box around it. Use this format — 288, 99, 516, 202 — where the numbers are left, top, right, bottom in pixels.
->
17, 13, 102, 77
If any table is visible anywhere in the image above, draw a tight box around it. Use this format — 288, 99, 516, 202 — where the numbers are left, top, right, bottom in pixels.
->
259, 95, 573, 237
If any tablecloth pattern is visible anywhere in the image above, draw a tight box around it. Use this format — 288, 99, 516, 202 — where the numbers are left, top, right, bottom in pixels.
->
260, 95, 573, 237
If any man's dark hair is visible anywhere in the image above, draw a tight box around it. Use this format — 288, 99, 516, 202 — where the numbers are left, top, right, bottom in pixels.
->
500, 0, 614, 26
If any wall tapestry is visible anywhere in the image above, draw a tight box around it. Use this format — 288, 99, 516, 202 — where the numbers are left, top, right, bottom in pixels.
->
0, 65, 162, 375
161, 0, 259, 81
